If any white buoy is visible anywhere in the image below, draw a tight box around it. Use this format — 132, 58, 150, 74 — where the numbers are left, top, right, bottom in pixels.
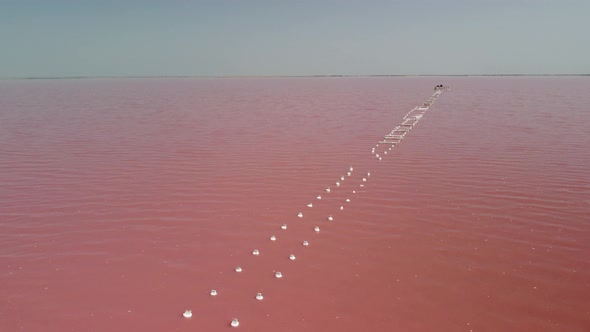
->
362, 177, 367, 182
325, 187, 331, 193
297, 212, 303, 218
327, 215, 333, 221
340, 206, 344, 210
340, 176, 345, 181
360, 184, 364, 187
183, 310, 192, 318
235, 267, 242, 272
317, 195, 322, 200
289, 254, 296, 260
270, 235, 276, 241
347, 172, 351, 176
307, 203, 313, 208
314, 226, 320, 232
379, 157, 382, 161
367, 171, 371, 177
281, 224, 287, 230
376, 154, 380, 158
256, 293, 264, 300
210, 289, 217, 296
352, 190, 356, 194
303, 240, 309, 246
336, 181, 340, 187
384, 151, 388, 154
346, 198, 350, 202
231, 318, 240, 327
275, 271, 283, 278
252, 249, 259, 256
349, 166, 353, 172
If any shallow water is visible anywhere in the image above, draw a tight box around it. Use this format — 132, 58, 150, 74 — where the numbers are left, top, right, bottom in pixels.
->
1, 77, 589, 331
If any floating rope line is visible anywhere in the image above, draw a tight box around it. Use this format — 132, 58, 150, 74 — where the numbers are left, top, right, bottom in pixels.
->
182, 86, 448, 325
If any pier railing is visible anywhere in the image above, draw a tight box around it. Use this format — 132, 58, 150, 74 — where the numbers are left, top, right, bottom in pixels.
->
375, 85, 448, 151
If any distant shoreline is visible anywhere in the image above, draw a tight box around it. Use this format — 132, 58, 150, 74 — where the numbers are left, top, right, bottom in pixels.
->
1, 74, 588, 80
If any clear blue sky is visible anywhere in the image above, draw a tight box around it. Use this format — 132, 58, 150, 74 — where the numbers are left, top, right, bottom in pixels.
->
1, 0, 588, 77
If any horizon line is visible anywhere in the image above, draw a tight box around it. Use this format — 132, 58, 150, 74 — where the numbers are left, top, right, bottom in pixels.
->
1, 74, 589, 80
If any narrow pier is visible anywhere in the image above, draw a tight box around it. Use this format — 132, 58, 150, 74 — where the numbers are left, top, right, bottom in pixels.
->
375, 85, 448, 149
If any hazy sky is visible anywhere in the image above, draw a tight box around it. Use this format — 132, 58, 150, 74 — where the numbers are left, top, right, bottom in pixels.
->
1, 0, 588, 77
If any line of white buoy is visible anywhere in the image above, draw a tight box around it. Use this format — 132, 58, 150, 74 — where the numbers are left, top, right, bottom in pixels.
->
193, 166, 365, 326
183, 87, 447, 327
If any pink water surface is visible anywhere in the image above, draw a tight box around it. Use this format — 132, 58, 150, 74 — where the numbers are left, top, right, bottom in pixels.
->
1, 77, 589, 331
